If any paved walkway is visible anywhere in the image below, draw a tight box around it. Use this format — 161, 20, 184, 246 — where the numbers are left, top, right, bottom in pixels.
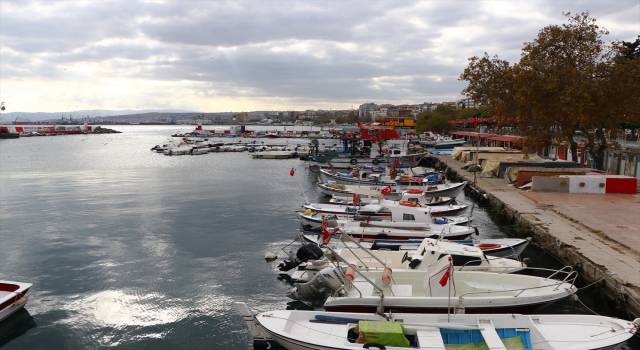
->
435, 155, 640, 288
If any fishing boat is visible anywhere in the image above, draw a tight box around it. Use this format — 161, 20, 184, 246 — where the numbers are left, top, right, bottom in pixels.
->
433, 136, 466, 149
312, 256, 578, 314
0, 280, 32, 323
317, 180, 468, 199
236, 302, 640, 350
297, 206, 471, 231
284, 235, 528, 284
251, 150, 298, 159
297, 234, 530, 258
330, 195, 454, 207
298, 234, 530, 258
301, 200, 469, 219
299, 217, 477, 241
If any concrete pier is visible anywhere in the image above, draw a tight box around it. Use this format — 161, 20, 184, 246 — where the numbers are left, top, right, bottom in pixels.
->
430, 154, 640, 318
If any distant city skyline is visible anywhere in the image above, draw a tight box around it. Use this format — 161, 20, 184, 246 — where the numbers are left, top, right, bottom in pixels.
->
1, 1, 638, 113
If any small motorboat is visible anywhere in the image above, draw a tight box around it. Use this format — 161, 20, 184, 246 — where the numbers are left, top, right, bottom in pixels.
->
297, 234, 530, 258
0, 280, 32, 323
302, 217, 477, 241
237, 302, 640, 350
301, 200, 468, 220
283, 235, 528, 285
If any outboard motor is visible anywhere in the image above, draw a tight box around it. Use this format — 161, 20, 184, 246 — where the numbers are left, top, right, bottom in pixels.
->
287, 266, 346, 300
278, 244, 324, 272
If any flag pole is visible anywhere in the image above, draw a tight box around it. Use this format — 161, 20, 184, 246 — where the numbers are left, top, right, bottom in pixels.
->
447, 255, 453, 322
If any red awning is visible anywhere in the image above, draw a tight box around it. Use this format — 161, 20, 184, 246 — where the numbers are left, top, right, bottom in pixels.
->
450, 131, 491, 138
486, 135, 523, 142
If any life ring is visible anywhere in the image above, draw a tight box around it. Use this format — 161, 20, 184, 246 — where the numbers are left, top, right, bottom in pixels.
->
350, 159, 358, 165
410, 177, 422, 182
370, 136, 378, 143
372, 159, 379, 165
407, 189, 423, 194
399, 200, 418, 207
477, 243, 501, 250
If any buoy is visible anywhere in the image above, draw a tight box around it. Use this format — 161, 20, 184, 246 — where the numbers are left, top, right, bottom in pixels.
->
344, 264, 356, 282
305, 209, 312, 215
264, 252, 278, 260
399, 200, 417, 207
381, 267, 393, 285
407, 189, 423, 194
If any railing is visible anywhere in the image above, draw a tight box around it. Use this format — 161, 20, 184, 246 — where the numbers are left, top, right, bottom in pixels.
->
455, 267, 578, 301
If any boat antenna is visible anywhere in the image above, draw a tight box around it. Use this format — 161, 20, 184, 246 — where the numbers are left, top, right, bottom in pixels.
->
291, 166, 309, 204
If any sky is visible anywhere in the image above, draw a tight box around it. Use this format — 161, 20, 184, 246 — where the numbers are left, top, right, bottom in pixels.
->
0, 1, 638, 114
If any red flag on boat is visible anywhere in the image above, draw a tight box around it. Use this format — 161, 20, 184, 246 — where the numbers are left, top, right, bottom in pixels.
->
439, 257, 453, 286
439, 265, 451, 287
290, 168, 295, 176
393, 159, 399, 167
381, 186, 392, 195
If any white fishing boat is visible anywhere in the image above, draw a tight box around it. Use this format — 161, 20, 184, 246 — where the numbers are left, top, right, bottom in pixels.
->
297, 234, 530, 259
301, 200, 469, 219
237, 302, 639, 350
251, 150, 298, 159
297, 204, 472, 232
302, 217, 477, 241
329, 190, 456, 206
317, 180, 468, 199
0, 280, 32, 323
313, 256, 578, 314
298, 231, 530, 258
285, 235, 528, 284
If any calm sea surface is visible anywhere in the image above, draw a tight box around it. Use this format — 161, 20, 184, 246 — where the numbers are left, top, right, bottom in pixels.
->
0, 125, 637, 349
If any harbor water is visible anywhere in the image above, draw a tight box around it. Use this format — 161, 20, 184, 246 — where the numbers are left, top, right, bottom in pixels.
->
0, 125, 637, 349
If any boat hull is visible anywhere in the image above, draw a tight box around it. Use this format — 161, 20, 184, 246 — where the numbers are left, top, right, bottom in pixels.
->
0, 281, 32, 324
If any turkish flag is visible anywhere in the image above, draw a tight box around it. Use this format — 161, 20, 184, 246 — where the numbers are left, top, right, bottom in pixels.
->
290, 167, 295, 176
381, 186, 392, 195
393, 159, 400, 167
439, 265, 451, 287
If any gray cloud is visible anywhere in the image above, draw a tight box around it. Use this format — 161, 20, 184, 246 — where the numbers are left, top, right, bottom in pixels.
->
1, 0, 638, 111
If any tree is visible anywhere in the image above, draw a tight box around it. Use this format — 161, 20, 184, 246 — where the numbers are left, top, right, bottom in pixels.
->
460, 12, 640, 168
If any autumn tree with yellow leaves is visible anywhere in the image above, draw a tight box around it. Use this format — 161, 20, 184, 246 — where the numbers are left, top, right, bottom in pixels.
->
459, 12, 640, 169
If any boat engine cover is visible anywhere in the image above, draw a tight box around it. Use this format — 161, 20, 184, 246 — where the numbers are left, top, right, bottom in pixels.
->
296, 243, 324, 263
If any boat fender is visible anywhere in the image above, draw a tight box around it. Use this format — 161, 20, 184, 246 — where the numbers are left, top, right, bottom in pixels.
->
363, 343, 386, 349
344, 264, 356, 282
474, 227, 479, 236
350, 158, 358, 165
296, 243, 324, 263
372, 159, 379, 165
381, 267, 392, 285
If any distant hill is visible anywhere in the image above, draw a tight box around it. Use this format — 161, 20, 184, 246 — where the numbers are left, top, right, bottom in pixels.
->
0, 109, 196, 122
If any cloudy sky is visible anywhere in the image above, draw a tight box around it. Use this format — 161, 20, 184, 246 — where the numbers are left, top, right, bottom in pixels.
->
0, 1, 638, 113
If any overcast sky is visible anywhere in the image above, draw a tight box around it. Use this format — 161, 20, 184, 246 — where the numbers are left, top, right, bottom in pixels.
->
0, 1, 638, 113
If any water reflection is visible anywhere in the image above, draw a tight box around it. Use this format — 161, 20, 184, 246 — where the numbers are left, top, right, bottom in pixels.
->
0, 309, 37, 347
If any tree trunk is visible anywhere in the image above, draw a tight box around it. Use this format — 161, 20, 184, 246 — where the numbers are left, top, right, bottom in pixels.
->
593, 127, 607, 170
568, 135, 578, 163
